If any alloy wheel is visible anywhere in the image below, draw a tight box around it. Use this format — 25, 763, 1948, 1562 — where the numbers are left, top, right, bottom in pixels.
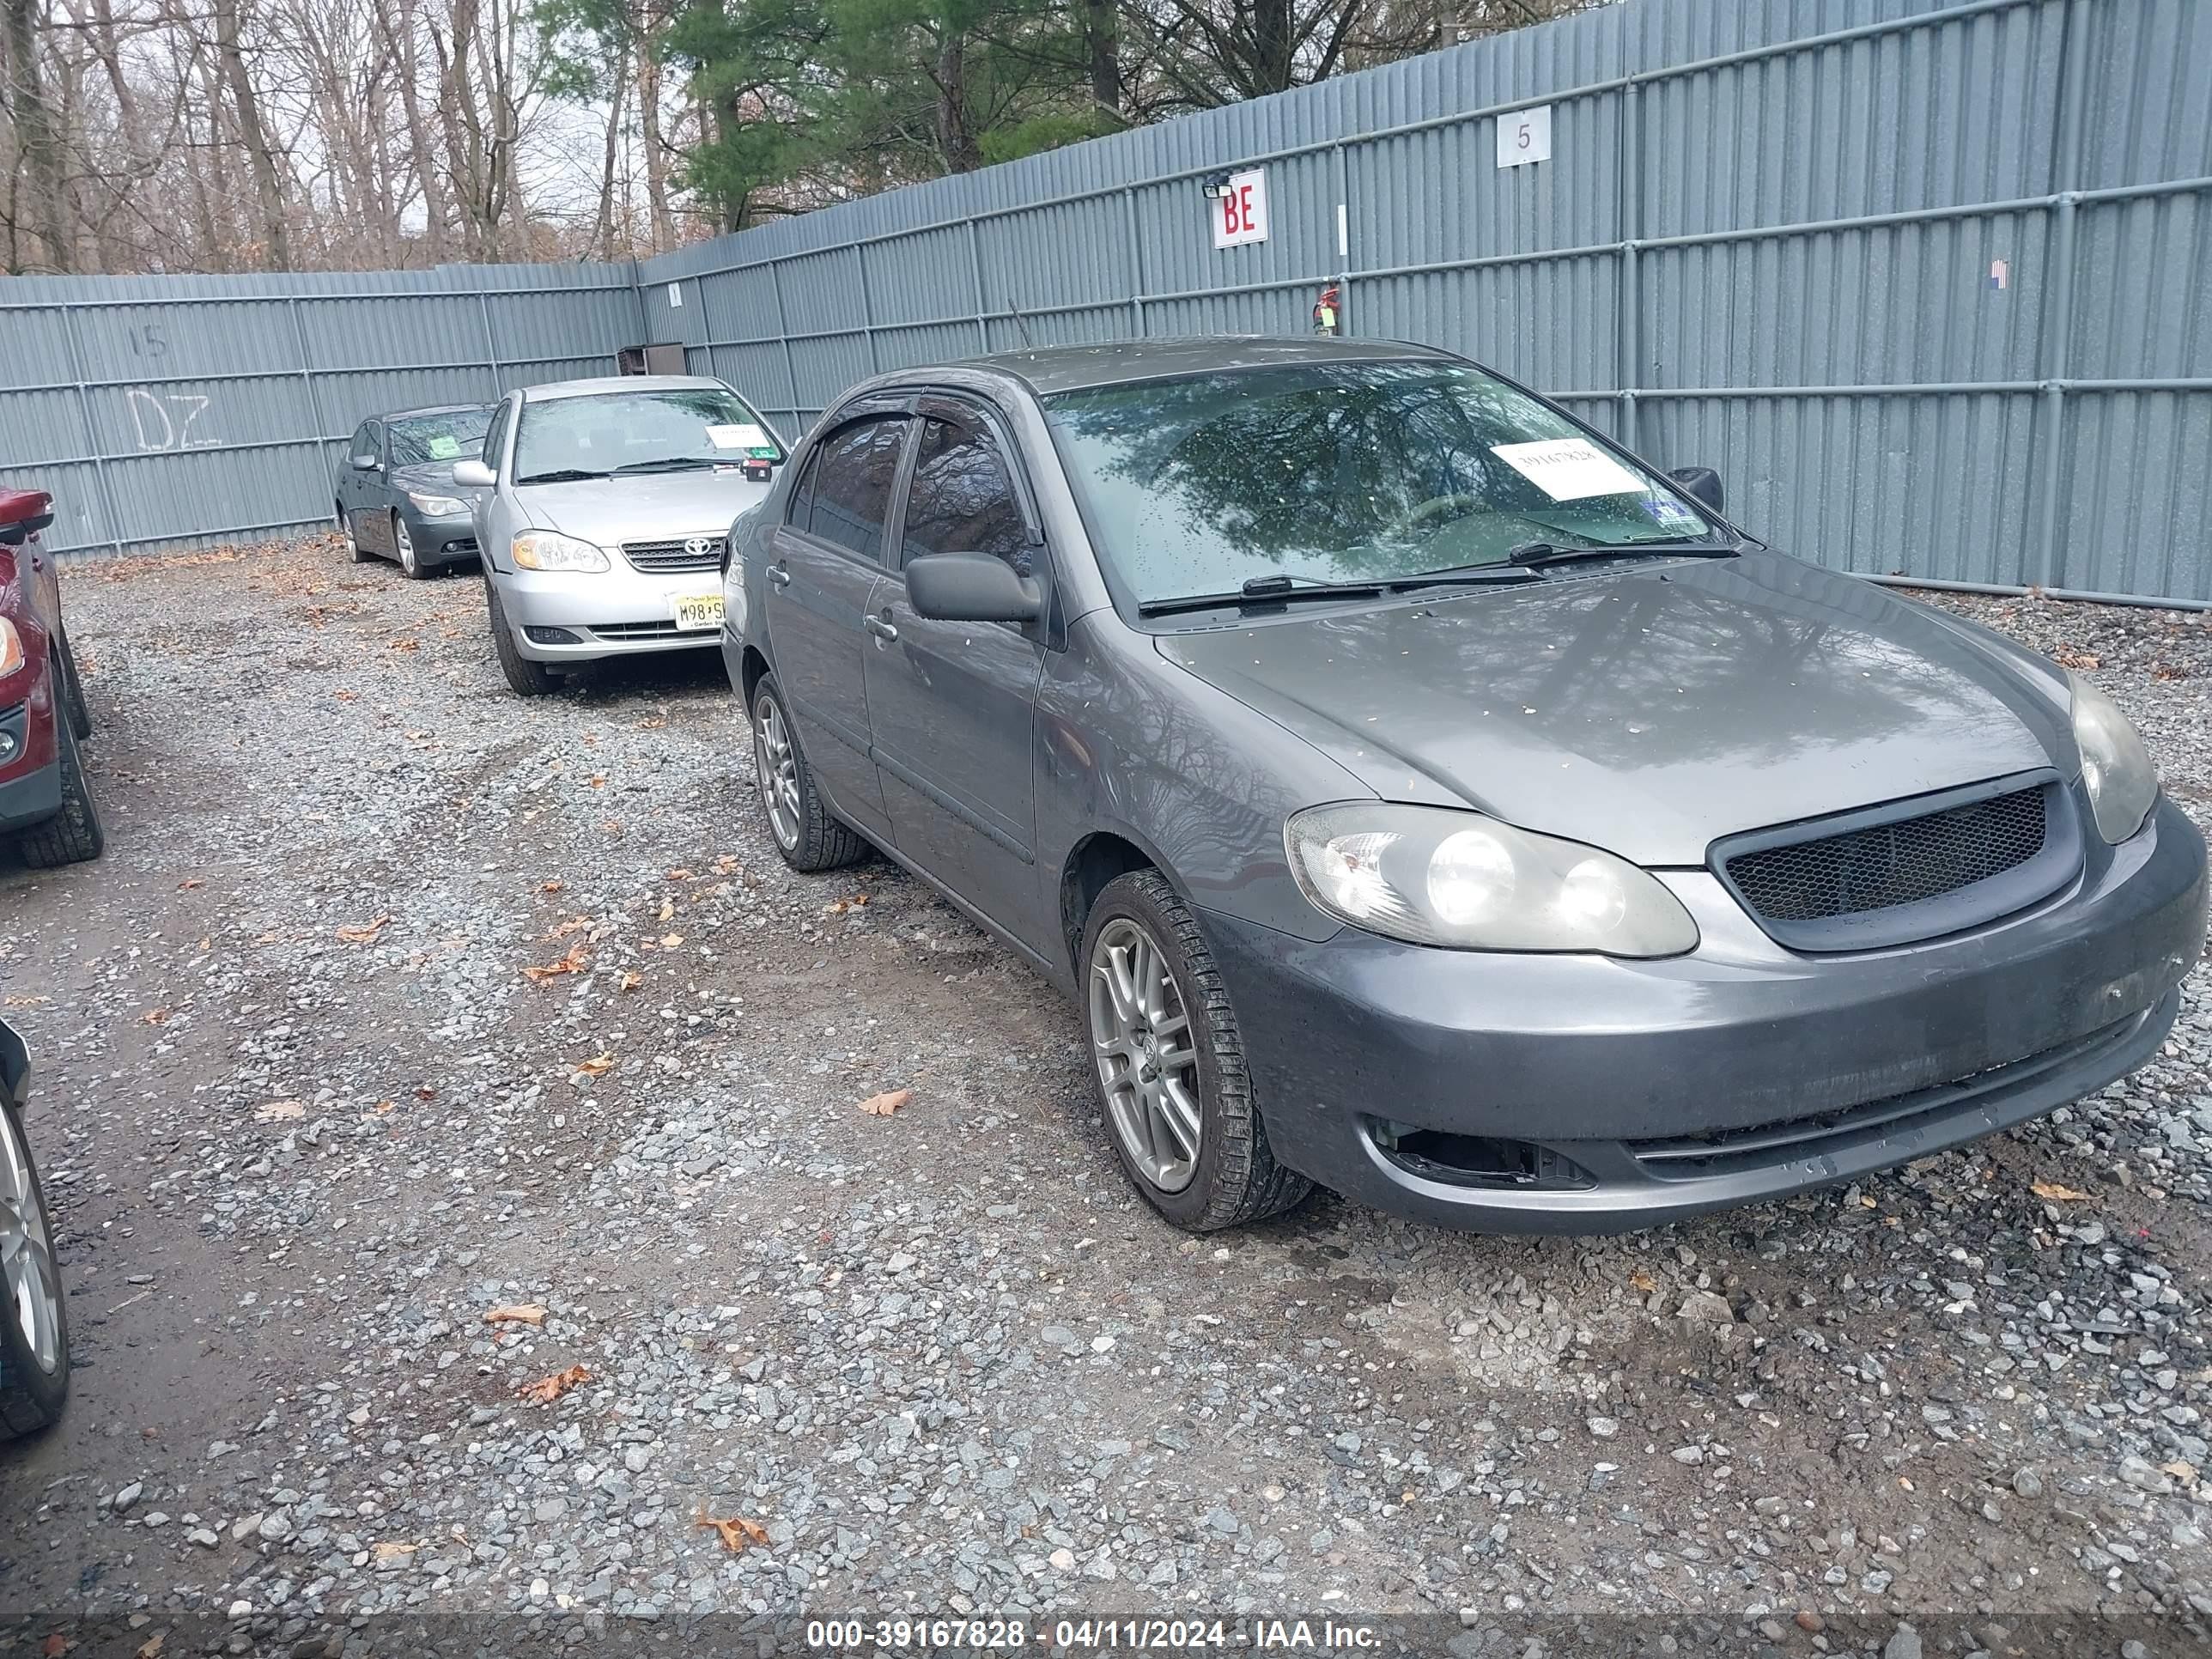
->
1088, 916, 1200, 1194
394, 516, 419, 575
0, 1112, 60, 1376
753, 693, 801, 851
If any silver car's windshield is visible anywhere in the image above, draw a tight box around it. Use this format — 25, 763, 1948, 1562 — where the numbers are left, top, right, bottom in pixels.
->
1042, 362, 1715, 605
514, 387, 781, 483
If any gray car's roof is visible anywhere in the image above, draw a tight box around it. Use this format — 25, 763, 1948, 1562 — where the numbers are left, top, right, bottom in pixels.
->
520, 374, 728, 402
962, 335, 1450, 395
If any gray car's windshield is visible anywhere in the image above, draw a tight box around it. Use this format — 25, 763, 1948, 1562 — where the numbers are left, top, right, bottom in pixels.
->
514, 387, 781, 483
388, 408, 491, 466
1043, 362, 1715, 606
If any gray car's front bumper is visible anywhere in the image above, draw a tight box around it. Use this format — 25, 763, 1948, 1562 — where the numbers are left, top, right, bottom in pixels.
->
1202, 795, 2207, 1234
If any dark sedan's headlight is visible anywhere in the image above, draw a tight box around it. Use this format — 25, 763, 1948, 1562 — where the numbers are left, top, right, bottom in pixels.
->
1285, 803, 1698, 957
405, 490, 466, 517
2069, 672, 2159, 843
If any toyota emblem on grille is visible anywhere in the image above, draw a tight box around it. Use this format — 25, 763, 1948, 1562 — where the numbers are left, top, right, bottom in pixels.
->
685, 536, 719, 558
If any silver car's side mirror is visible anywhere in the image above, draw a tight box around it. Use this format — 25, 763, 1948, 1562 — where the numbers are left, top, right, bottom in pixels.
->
452, 458, 496, 489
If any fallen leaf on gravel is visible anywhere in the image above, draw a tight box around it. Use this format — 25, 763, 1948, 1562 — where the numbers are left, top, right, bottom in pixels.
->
372, 1540, 424, 1562
578, 1054, 614, 1077
3, 995, 46, 1006
825, 893, 870, 915
666, 868, 692, 881
695, 1510, 769, 1553
620, 971, 643, 993
43, 1634, 66, 1657
658, 897, 676, 921
374, 1100, 398, 1114
336, 915, 391, 944
388, 637, 421, 653
1627, 1268, 1656, 1294
547, 915, 592, 939
141, 1007, 171, 1025
659, 933, 684, 948
483, 1304, 547, 1326
2153, 662, 2191, 682
178, 878, 203, 890
519, 1364, 589, 1404
136, 1634, 163, 1659
335, 689, 358, 702
523, 941, 590, 983
2162, 1459, 2198, 1487
858, 1089, 913, 1118
2032, 1180, 2092, 1202
540, 879, 564, 893
589, 775, 606, 788
255, 1100, 306, 1122
2055, 650, 2100, 669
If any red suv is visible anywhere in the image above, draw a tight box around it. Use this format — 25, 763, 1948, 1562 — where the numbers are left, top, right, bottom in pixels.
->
0, 489, 100, 866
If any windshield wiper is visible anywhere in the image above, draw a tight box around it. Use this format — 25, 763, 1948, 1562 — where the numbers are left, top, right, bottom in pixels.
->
515, 468, 607, 484
1506, 539, 1742, 568
612, 456, 720, 475
1385, 562, 1541, 592
1138, 568, 1534, 617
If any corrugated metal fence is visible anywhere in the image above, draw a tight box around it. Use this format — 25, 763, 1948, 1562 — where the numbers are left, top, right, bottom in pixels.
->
3, 0, 2208, 605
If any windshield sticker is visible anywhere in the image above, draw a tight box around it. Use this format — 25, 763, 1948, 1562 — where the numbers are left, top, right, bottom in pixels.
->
1642, 492, 1703, 530
427, 434, 462, 459
707, 422, 770, 451
1491, 437, 1646, 501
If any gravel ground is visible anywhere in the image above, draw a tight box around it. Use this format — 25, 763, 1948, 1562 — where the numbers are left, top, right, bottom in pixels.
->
0, 538, 2209, 1659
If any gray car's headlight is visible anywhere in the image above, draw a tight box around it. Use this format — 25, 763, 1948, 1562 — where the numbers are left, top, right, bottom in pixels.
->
1285, 803, 1698, 957
2069, 672, 2158, 843
406, 490, 466, 516
511, 530, 609, 573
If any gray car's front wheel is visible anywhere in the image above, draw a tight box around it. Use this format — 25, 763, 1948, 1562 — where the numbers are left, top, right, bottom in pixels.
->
392, 514, 427, 580
750, 675, 866, 872
1081, 870, 1311, 1231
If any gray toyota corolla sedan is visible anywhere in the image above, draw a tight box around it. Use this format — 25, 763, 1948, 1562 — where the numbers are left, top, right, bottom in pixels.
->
720, 336, 2207, 1236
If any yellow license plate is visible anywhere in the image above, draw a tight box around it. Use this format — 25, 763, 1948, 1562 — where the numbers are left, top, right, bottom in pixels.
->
672, 593, 725, 632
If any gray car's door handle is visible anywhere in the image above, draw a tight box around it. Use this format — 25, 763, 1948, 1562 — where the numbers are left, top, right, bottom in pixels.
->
866, 615, 898, 642
767, 564, 792, 588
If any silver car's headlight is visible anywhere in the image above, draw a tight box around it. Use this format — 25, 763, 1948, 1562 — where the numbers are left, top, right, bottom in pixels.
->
511, 530, 608, 573
1285, 803, 1698, 957
406, 490, 465, 516
2069, 672, 2158, 843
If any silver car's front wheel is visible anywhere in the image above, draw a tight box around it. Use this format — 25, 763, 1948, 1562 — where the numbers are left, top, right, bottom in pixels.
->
1089, 915, 1201, 1194
0, 1103, 60, 1380
753, 691, 801, 852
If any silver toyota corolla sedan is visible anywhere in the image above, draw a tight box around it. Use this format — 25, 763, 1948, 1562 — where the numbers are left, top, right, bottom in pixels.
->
722, 336, 2207, 1237
453, 375, 785, 695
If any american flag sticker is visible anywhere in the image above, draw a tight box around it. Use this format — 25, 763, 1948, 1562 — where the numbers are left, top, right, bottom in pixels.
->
1989, 258, 2009, 290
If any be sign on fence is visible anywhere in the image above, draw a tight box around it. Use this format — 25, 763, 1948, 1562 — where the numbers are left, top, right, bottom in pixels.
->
1496, 104, 1552, 168
1212, 169, 1269, 248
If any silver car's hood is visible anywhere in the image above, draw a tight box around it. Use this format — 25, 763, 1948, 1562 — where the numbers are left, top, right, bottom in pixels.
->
1155, 552, 2075, 865
519, 471, 774, 544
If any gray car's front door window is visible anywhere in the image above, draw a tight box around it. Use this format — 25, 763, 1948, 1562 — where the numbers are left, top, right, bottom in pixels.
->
866, 413, 1048, 950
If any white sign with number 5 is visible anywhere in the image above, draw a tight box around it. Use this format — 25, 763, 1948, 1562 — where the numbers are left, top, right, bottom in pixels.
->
1496, 104, 1553, 169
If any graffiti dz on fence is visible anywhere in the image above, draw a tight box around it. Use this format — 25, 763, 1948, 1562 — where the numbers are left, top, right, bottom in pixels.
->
125, 389, 217, 453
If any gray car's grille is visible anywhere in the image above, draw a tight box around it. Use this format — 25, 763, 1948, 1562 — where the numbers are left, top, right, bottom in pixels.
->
623, 538, 721, 573
1724, 786, 2048, 925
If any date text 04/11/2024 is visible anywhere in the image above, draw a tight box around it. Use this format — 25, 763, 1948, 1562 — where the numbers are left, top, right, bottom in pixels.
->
800, 1620, 1382, 1651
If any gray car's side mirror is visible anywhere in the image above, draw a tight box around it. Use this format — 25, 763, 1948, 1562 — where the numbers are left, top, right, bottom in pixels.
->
452, 458, 496, 489
906, 553, 1042, 624
349, 453, 379, 471
1668, 466, 1724, 515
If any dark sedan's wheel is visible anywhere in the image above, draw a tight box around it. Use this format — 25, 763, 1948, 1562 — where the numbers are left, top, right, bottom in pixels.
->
750, 674, 866, 872
392, 514, 427, 580
485, 581, 556, 697
56, 633, 91, 741
16, 719, 104, 868
0, 1097, 67, 1439
1081, 871, 1310, 1231
339, 503, 371, 564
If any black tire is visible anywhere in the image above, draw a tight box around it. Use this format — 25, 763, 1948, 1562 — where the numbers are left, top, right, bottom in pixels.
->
486, 581, 556, 697
56, 633, 91, 741
0, 1098, 69, 1440
17, 718, 104, 868
340, 503, 373, 564
392, 513, 428, 580
750, 673, 866, 872
1079, 870, 1311, 1232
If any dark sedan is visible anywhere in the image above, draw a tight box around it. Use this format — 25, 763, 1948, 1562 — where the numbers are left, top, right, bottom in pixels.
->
720, 336, 2206, 1236
334, 404, 493, 578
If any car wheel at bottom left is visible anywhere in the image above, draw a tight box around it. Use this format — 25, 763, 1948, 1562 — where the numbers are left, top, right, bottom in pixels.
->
0, 1096, 68, 1439
16, 719, 104, 868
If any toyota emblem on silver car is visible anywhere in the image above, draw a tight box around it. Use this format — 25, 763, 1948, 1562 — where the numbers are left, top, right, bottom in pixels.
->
685, 536, 719, 559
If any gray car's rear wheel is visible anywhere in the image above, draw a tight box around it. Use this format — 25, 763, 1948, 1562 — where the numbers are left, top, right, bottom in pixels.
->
0, 1097, 67, 1439
392, 513, 426, 580
1081, 870, 1311, 1231
339, 503, 372, 564
750, 674, 866, 872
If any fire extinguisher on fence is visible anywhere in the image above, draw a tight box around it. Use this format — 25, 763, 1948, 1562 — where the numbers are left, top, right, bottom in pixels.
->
1311, 281, 1340, 337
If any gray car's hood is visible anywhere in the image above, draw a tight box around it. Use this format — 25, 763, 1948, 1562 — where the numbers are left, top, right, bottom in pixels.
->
519, 470, 773, 542
1155, 552, 2074, 865
392, 462, 487, 501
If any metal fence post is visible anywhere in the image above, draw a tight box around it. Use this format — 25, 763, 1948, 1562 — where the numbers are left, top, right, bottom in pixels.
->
1331, 143, 1351, 334
285, 295, 330, 460
966, 217, 992, 350
766, 259, 804, 443
855, 243, 879, 372
58, 303, 125, 556
1124, 188, 1146, 337
2029, 0, 2094, 592
1616, 80, 1644, 451
477, 289, 503, 395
